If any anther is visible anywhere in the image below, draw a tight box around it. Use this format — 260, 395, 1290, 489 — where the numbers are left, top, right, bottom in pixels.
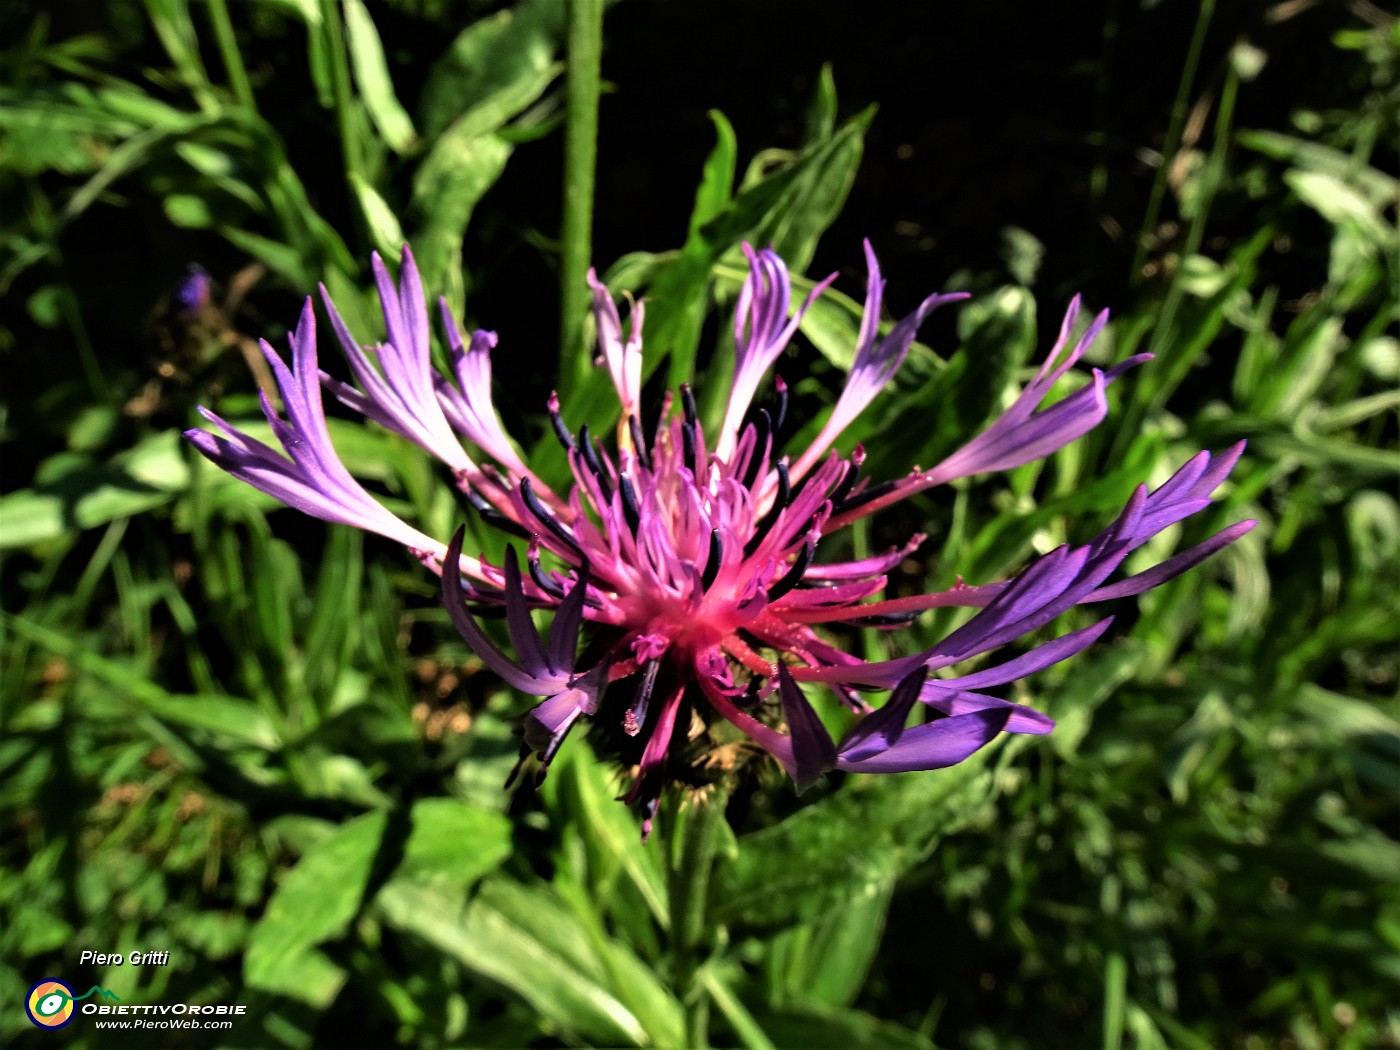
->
464, 488, 530, 538
527, 544, 566, 598
701, 528, 724, 590
628, 414, 650, 464
519, 477, 582, 555
745, 460, 791, 556
766, 541, 814, 602
849, 610, 922, 628
681, 421, 697, 475
772, 375, 789, 433
576, 424, 613, 502
741, 411, 772, 490
548, 392, 575, 452
618, 472, 642, 534
833, 477, 899, 516
623, 659, 662, 737
829, 448, 865, 507
680, 382, 699, 425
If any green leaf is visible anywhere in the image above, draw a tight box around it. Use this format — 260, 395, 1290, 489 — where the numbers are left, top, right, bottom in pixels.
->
710, 755, 997, 929
765, 880, 892, 1008
1239, 129, 1400, 204
691, 110, 738, 233
803, 64, 838, 146
342, 0, 417, 153
245, 811, 387, 1006
2, 614, 281, 748
409, 130, 513, 316
542, 741, 670, 930
164, 193, 214, 227
377, 878, 658, 1047
1284, 169, 1397, 246
0, 431, 191, 549
742, 1004, 935, 1050
417, 0, 564, 140
606, 100, 868, 395
301, 526, 363, 704
757, 106, 871, 274
243, 797, 506, 1012
220, 225, 313, 287
348, 172, 404, 258
393, 797, 513, 888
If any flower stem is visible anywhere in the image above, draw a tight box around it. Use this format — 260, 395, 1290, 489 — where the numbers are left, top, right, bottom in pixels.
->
667, 788, 728, 1049
206, 0, 257, 113
1129, 0, 1215, 287
318, 0, 366, 247
560, 0, 604, 396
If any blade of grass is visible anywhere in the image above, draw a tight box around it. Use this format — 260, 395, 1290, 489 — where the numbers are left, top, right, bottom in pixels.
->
206, 0, 256, 112
559, 0, 603, 397
1129, 0, 1215, 286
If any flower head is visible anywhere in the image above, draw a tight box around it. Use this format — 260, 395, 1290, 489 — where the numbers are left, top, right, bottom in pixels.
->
187, 243, 1254, 836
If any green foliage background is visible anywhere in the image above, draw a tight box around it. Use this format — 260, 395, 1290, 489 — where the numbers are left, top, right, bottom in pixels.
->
1, 1, 1396, 1048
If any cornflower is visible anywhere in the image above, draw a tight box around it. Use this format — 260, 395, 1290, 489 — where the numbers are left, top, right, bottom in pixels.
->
187, 243, 1254, 834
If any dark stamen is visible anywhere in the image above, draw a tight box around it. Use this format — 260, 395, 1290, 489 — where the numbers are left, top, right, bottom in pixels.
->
773, 459, 791, 508
767, 541, 814, 602
628, 413, 649, 464
548, 394, 575, 452
701, 529, 724, 590
623, 659, 662, 737
535, 719, 575, 784
520, 477, 582, 556
527, 547, 567, 599
504, 745, 530, 789
478, 462, 513, 495
576, 424, 613, 502
772, 375, 789, 433
745, 460, 791, 556
834, 477, 899, 517
829, 455, 864, 507
736, 675, 763, 708
680, 382, 699, 425
618, 472, 642, 534
849, 610, 923, 628
741, 411, 772, 490
682, 421, 697, 475
464, 488, 530, 538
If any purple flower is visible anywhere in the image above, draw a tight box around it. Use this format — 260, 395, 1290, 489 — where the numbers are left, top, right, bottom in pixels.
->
175, 264, 211, 313
187, 244, 1255, 835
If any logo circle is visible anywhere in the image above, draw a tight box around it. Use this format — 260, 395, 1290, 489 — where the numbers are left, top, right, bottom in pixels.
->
26, 979, 76, 1029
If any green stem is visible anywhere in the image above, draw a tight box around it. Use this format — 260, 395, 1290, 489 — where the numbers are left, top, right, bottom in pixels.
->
560, 0, 604, 396
1129, 0, 1215, 287
25, 183, 109, 405
1113, 45, 1241, 462
318, 0, 366, 247
206, 0, 256, 112
667, 788, 728, 1050
697, 967, 777, 1050
1102, 950, 1128, 1050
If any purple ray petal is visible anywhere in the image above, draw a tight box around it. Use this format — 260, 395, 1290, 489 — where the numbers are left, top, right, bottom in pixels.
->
942, 617, 1114, 690
793, 242, 965, 480
836, 667, 927, 763
920, 686, 1055, 735
837, 708, 1012, 774
717, 246, 835, 459
501, 548, 552, 680
776, 666, 838, 791
1084, 520, 1257, 601
442, 527, 557, 695
546, 563, 591, 674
